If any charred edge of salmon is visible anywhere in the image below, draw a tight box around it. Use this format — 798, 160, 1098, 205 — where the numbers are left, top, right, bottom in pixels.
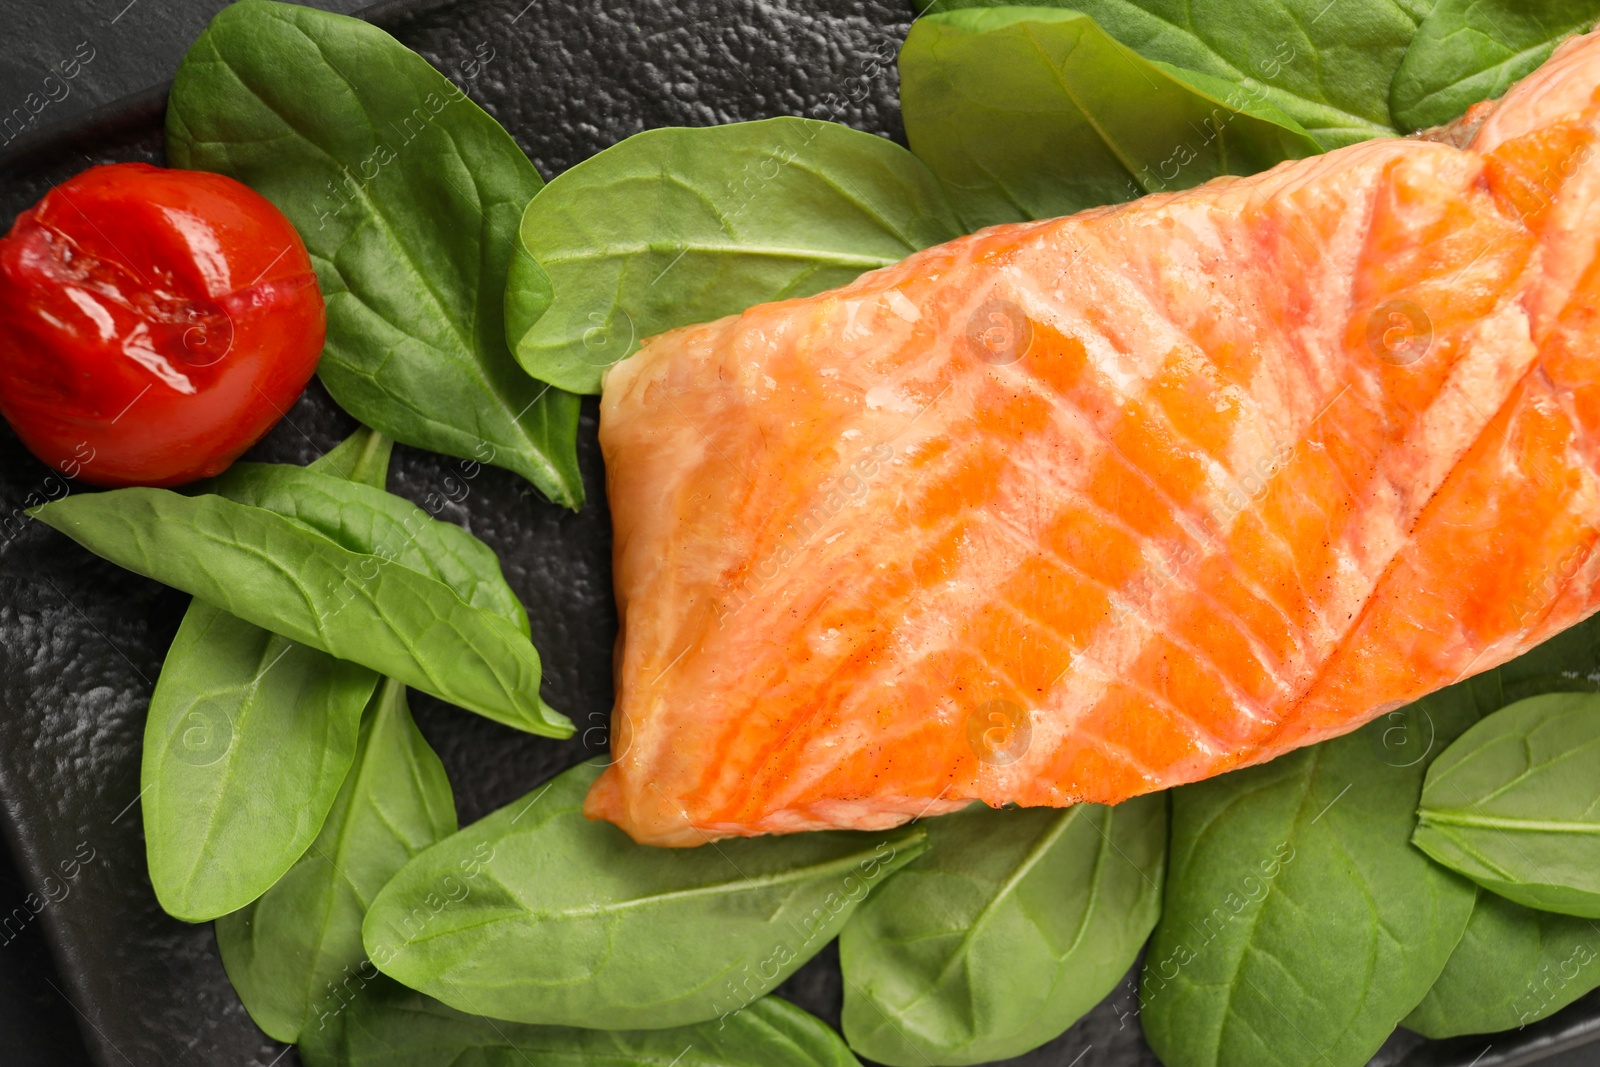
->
1416, 99, 1498, 149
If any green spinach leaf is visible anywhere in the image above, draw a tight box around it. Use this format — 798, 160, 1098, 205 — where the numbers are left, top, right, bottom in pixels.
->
167, 0, 584, 507
217, 679, 455, 1043
299, 980, 862, 1067
1139, 686, 1487, 1067
1404, 888, 1600, 1038
913, 0, 1421, 148
1415, 692, 1600, 918
204, 464, 529, 635
1391, 0, 1600, 131
145, 609, 376, 923
362, 761, 927, 1028
840, 795, 1165, 1066
143, 429, 391, 923
31, 489, 571, 738
900, 7, 1322, 229
311, 426, 395, 488
508, 117, 963, 394
1142, 609, 1600, 1066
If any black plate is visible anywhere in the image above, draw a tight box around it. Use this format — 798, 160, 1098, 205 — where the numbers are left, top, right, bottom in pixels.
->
3, 1, 1600, 1064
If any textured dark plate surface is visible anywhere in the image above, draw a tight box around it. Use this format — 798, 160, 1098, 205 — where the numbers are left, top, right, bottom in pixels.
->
3, 1, 1600, 1064
0, 0, 372, 159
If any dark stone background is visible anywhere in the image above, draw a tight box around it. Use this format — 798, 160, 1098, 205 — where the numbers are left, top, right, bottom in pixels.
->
1, 0, 1599, 1064
0, 0, 369, 153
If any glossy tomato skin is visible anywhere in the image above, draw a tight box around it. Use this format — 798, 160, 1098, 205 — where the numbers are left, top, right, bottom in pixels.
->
0, 162, 324, 486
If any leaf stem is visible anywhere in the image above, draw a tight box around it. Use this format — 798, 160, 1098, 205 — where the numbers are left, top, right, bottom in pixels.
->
1419, 811, 1600, 835
348, 428, 391, 488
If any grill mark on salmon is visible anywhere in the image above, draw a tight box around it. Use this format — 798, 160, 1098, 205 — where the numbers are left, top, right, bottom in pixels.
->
988, 349, 1290, 708
1012, 309, 1317, 665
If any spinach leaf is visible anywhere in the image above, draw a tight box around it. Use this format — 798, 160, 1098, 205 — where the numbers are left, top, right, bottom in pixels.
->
1404, 889, 1600, 1038
1142, 609, 1600, 1066
1414, 692, 1600, 918
1391, 0, 1600, 131
217, 679, 455, 1043
31, 489, 571, 738
143, 429, 390, 923
1139, 686, 1486, 1067
840, 795, 1165, 1066
900, 7, 1322, 229
508, 117, 963, 394
298, 980, 862, 1067
166, 0, 584, 508
205, 464, 529, 635
362, 761, 927, 1028
311, 427, 395, 489
145, 609, 376, 923
914, 0, 1420, 148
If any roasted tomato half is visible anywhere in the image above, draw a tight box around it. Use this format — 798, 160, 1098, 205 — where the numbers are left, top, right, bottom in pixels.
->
0, 162, 325, 486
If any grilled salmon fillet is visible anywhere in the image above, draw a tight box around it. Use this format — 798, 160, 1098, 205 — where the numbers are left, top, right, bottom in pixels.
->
588, 29, 1600, 846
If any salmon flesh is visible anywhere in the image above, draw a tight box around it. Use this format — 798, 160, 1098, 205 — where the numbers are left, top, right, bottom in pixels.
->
589, 30, 1600, 846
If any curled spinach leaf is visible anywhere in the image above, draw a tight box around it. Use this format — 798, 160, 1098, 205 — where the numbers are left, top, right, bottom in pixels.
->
167, 0, 584, 507
31, 489, 571, 738
311, 427, 395, 488
217, 679, 455, 1043
1391, 0, 1600, 131
509, 117, 963, 394
1404, 889, 1600, 1038
914, 0, 1419, 148
362, 761, 926, 1028
143, 429, 390, 923
900, 7, 1322, 229
840, 795, 1165, 1065
1414, 692, 1600, 918
298, 980, 863, 1067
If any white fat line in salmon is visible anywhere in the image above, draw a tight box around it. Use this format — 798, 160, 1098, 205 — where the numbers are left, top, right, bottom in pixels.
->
714, 442, 896, 626
1105, 439, 1297, 629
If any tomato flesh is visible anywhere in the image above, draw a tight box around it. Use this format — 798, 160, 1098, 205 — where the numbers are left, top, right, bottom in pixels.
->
0, 162, 325, 486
